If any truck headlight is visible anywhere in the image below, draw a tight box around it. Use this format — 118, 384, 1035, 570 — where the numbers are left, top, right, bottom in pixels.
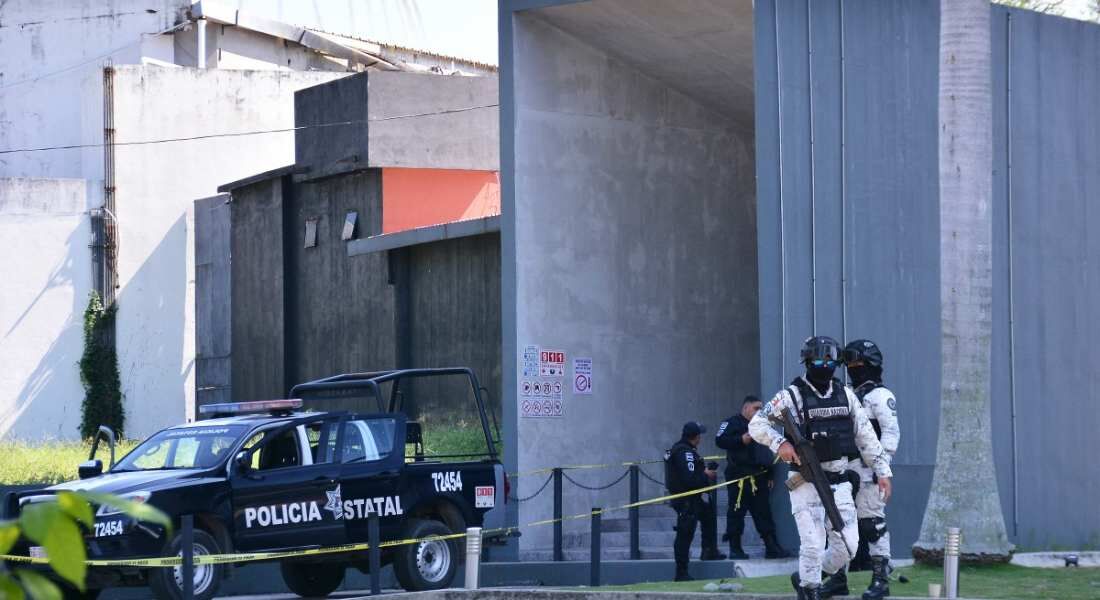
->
96, 491, 151, 517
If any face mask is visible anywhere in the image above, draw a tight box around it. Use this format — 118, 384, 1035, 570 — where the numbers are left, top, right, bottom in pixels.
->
848, 365, 871, 386
807, 363, 837, 384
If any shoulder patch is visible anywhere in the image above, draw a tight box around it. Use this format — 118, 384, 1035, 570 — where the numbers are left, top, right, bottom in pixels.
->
717, 421, 729, 435
887, 397, 897, 411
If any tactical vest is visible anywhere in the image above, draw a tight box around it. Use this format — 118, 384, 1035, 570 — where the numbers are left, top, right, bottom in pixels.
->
790, 378, 859, 462
854, 381, 884, 439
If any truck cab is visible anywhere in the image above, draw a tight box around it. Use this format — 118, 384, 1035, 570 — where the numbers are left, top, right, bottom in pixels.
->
5, 368, 505, 600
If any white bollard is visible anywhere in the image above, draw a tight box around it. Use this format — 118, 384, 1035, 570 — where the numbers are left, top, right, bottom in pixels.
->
465, 527, 482, 589
944, 527, 961, 599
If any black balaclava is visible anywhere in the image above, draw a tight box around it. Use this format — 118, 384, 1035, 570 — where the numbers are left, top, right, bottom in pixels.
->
848, 364, 882, 388
805, 362, 836, 392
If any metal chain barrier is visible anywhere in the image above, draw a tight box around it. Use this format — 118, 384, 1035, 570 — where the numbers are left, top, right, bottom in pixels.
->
636, 465, 665, 488
507, 471, 554, 502
561, 468, 630, 491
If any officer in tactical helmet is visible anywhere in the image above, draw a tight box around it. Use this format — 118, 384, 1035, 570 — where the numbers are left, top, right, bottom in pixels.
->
749, 336, 892, 600
838, 339, 900, 600
666, 421, 726, 581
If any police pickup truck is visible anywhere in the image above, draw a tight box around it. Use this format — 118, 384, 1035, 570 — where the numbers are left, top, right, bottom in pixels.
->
4, 369, 507, 600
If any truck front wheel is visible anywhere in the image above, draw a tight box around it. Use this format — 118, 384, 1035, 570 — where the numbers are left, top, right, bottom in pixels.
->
148, 529, 224, 600
392, 519, 458, 591
280, 560, 345, 597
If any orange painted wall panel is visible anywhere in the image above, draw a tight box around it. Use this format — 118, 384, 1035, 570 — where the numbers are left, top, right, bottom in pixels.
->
381, 168, 501, 234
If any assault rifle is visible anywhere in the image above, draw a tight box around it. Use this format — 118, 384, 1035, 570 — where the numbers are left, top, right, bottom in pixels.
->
776, 407, 845, 533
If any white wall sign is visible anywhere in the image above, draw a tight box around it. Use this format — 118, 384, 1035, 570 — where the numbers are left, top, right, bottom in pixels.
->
573, 357, 592, 395
520, 377, 563, 417
522, 344, 540, 377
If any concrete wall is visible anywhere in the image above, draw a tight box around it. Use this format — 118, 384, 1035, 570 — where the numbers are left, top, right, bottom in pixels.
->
753, 0, 940, 553
294, 71, 500, 176
757, 0, 1100, 551
194, 194, 232, 410
218, 170, 504, 419
109, 66, 347, 437
990, 7, 1100, 549
0, 0, 188, 179
507, 14, 759, 551
0, 179, 91, 439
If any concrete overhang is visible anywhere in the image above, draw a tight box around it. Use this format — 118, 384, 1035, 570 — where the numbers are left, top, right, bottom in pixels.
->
523, 0, 755, 130
347, 215, 501, 256
216, 164, 305, 193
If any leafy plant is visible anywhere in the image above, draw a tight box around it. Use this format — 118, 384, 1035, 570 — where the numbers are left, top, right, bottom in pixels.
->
79, 292, 124, 439
0, 492, 170, 599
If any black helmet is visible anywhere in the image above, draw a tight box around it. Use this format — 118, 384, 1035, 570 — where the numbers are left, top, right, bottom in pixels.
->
800, 336, 841, 365
843, 339, 883, 368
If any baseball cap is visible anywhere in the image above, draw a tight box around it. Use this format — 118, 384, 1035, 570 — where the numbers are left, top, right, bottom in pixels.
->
682, 421, 707, 437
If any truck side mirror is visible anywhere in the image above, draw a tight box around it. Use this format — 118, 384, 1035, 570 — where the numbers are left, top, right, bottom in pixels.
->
78, 460, 103, 480
234, 451, 252, 475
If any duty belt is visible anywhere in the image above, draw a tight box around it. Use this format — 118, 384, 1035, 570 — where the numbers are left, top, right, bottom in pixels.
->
824, 471, 849, 485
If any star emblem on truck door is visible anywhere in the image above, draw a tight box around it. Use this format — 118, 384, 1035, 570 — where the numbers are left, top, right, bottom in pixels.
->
324, 484, 343, 520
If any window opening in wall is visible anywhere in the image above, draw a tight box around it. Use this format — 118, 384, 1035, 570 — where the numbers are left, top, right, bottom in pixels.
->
342, 211, 359, 241
304, 218, 319, 248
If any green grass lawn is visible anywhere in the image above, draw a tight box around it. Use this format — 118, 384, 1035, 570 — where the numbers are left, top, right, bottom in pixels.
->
0, 440, 139, 485
0, 423, 490, 485
600, 564, 1100, 599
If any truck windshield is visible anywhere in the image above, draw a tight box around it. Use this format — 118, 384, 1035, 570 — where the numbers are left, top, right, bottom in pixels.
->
113, 425, 248, 472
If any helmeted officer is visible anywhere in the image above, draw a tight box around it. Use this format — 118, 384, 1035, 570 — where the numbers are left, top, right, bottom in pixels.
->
716, 395, 790, 559
749, 336, 892, 600
837, 339, 900, 600
666, 421, 726, 581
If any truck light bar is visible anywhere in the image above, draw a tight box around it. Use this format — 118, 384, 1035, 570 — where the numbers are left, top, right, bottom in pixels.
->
199, 399, 303, 415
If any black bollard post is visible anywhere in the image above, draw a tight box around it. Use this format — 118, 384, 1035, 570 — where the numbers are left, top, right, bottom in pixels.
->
181, 515, 194, 600
553, 468, 563, 562
629, 465, 640, 560
712, 484, 721, 539
369, 513, 381, 595
590, 508, 602, 587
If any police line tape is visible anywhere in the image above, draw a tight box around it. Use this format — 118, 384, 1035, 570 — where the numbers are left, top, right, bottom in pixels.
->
0, 468, 770, 569
509, 454, 726, 478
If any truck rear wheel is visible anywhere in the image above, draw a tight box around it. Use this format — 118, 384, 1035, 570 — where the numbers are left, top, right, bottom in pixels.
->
148, 529, 224, 600
280, 560, 345, 597
392, 519, 458, 591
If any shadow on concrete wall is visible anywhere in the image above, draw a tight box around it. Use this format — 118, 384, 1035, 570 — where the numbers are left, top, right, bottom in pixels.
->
2, 224, 89, 440
114, 213, 190, 438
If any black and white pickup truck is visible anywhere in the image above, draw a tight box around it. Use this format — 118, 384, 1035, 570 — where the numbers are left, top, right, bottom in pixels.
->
4, 369, 508, 600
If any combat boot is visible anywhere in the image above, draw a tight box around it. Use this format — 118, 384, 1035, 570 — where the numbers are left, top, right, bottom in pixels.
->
674, 567, 694, 582
700, 547, 727, 561
790, 573, 822, 600
862, 556, 891, 600
763, 533, 792, 559
819, 569, 849, 598
728, 540, 749, 560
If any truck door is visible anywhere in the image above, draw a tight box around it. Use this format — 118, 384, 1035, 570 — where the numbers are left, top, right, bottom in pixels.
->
230, 415, 347, 551
337, 415, 407, 543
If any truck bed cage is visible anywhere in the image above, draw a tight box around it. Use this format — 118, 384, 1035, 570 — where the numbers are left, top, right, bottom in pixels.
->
289, 368, 498, 459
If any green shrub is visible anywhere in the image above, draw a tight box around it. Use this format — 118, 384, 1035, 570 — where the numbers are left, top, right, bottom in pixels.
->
78, 292, 124, 439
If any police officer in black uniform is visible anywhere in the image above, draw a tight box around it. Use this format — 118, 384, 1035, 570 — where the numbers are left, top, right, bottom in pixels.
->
666, 421, 726, 581
716, 395, 791, 559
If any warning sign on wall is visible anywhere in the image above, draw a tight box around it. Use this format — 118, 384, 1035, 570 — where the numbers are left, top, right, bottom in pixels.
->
539, 350, 566, 377
573, 357, 592, 395
522, 344, 540, 378
520, 375, 564, 417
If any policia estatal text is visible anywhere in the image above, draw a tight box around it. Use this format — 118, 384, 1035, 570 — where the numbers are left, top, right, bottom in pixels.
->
665, 421, 726, 581
750, 336, 892, 600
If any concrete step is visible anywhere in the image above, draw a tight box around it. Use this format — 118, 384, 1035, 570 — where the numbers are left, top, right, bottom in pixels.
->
563, 529, 765, 550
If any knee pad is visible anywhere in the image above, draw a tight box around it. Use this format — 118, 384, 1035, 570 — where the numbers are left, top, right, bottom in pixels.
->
858, 517, 887, 543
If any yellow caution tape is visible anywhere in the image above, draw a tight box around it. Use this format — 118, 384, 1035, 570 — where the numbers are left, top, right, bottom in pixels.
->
1, 458, 776, 569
